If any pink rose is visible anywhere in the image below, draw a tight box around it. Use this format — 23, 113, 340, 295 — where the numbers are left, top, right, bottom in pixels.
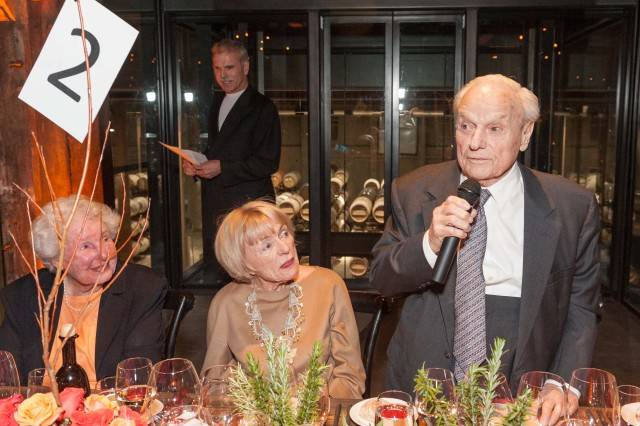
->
70, 408, 114, 426
60, 387, 85, 416
0, 393, 22, 426
117, 406, 146, 426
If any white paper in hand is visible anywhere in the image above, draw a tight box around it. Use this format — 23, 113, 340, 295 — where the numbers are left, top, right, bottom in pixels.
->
18, 0, 138, 143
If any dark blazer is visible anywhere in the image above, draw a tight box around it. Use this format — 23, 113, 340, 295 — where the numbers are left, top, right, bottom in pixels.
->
0, 263, 167, 384
370, 160, 601, 393
204, 86, 281, 217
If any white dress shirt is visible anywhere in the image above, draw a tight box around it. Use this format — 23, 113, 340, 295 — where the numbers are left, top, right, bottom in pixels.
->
422, 162, 525, 297
218, 89, 246, 130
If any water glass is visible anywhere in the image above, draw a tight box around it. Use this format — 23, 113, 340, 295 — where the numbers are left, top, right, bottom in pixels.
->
375, 390, 414, 425
27, 367, 50, 397
150, 358, 201, 411
115, 357, 155, 413
570, 368, 620, 425
517, 371, 566, 425
618, 384, 640, 426
0, 351, 20, 398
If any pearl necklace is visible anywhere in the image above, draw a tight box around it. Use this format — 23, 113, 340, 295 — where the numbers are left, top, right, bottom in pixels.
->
245, 283, 304, 345
63, 292, 98, 314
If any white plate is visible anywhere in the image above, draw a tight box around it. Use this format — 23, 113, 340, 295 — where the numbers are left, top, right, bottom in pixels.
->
349, 398, 376, 426
621, 402, 640, 426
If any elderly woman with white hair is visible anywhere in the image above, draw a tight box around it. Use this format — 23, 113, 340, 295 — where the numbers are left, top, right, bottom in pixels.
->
0, 195, 167, 385
202, 200, 366, 399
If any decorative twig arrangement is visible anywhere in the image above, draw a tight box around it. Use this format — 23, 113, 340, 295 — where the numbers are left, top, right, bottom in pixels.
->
8, 0, 148, 406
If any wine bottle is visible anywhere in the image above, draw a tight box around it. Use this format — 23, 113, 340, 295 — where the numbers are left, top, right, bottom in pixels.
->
55, 324, 90, 397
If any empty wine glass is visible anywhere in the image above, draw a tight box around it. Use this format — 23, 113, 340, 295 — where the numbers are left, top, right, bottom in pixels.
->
414, 368, 456, 425
0, 351, 20, 398
201, 364, 232, 381
95, 375, 116, 395
27, 367, 51, 397
150, 358, 201, 411
375, 390, 414, 425
517, 371, 566, 425
115, 357, 155, 413
618, 385, 640, 426
570, 368, 620, 425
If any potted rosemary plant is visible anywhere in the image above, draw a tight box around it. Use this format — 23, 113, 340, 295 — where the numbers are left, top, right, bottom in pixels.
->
414, 338, 534, 426
228, 335, 330, 426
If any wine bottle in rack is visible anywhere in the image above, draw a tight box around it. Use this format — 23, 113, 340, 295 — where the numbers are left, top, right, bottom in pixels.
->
372, 195, 385, 224
55, 324, 91, 397
347, 257, 370, 277
271, 170, 284, 189
348, 186, 377, 223
283, 171, 301, 190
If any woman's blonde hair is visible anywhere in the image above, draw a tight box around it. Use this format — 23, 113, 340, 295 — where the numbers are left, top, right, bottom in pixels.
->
215, 200, 294, 283
33, 195, 121, 270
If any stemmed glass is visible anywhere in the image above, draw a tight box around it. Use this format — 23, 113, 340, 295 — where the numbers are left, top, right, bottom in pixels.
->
618, 385, 640, 426
201, 364, 235, 426
27, 367, 50, 397
0, 351, 20, 398
375, 390, 414, 425
149, 358, 201, 412
569, 368, 620, 425
95, 376, 116, 396
517, 371, 566, 425
115, 357, 155, 413
414, 368, 456, 425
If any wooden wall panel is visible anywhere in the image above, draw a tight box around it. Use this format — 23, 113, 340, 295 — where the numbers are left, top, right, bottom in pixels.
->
0, 0, 104, 284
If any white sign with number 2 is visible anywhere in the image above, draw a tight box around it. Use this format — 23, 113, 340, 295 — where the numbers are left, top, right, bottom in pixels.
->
18, 0, 138, 143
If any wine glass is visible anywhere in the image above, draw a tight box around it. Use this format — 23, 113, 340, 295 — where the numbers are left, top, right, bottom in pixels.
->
375, 390, 414, 425
570, 368, 620, 425
414, 368, 457, 425
517, 371, 566, 425
150, 358, 202, 411
201, 378, 236, 426
159, 405, 208, 426
0, 351, 20, 398
618, 385, 640, 426
27, 367, 51, 397
115, 357, 155, 413
201, 364, 232, 381
95, 375, 116, 395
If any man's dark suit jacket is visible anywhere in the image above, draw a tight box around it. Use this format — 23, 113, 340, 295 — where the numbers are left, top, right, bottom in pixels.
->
0, 263, 167, 384
202, 86, 281, 268
370, 160, 601, 393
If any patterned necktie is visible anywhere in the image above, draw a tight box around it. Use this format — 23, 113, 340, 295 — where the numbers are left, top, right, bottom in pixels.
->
453, 188, 491, 381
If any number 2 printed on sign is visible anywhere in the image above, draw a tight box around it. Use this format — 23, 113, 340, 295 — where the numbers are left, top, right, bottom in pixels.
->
47, 28, 100, 103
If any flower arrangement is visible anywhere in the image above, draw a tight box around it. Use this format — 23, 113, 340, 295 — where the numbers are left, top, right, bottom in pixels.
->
414, 338, 533, 426
0, 387, 146, 426
227, 335, 329, 426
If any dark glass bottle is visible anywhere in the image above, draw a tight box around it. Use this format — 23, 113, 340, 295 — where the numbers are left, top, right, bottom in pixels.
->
55, 325, 90, 397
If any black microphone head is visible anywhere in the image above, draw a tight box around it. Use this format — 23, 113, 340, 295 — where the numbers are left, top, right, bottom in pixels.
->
457, 178, 481, 206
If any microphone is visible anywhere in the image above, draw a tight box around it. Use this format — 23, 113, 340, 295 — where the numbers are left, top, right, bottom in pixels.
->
430, 178, 482, 285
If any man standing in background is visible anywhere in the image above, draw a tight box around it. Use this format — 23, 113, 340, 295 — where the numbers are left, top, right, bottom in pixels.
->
183, 39, 281, 286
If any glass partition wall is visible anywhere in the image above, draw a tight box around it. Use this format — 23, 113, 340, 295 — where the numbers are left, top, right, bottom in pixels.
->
477, 11, 627, 294
170, 15, 309, 286
100, 6, 637, 297
323, 15, 463, 282
104, 13, 163, 273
